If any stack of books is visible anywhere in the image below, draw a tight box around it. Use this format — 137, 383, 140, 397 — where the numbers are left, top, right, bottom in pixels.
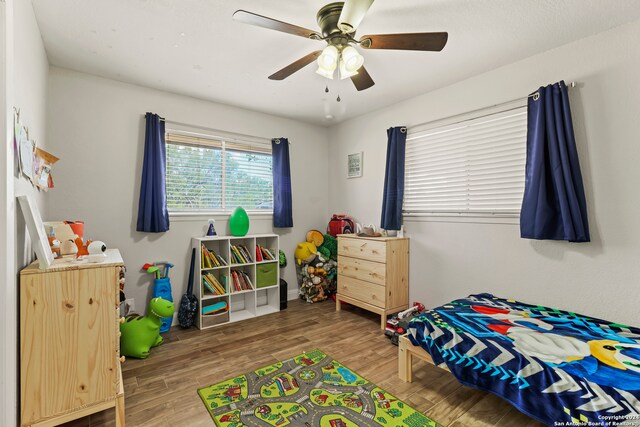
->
202, 272, 226, 295
230, 245, 252, 264
201, 244, 227, 268
230, 269, 253, 292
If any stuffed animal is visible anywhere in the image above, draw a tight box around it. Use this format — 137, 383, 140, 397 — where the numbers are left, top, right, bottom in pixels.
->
74, 236, 92, 258
306, 230, 324, 247
48, 237, 61, 258
318, 234, 338, 261
294, 242, 317, 265
120, 297, 175, 359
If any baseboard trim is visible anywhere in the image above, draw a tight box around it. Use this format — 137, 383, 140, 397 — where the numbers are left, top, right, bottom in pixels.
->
288, 288, 299, 301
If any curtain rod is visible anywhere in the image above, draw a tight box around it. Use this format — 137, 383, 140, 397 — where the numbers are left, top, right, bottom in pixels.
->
142, 114, 272, 144
407, 81, 577, 132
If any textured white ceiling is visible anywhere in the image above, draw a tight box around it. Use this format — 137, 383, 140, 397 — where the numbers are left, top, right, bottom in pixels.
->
31, 0, 640, 126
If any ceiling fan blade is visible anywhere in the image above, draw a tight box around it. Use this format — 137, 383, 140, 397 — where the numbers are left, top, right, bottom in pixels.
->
338, 0, 375, 34
269, 51, 322, 81
350, 66, 375, 91
360, 32, 448, 51
233, 10, 321, 39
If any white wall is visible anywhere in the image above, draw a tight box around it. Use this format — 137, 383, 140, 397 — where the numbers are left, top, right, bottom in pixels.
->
46, 67, 330, 320
0, 2, 14, 425
13, 0, 48, 268
329, 18, 640, 326
2, 0, 49, 424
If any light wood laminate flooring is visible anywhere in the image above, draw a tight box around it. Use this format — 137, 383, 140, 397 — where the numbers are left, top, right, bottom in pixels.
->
63, 299, 544, 427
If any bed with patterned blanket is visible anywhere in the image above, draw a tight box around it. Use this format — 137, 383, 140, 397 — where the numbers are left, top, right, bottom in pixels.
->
401, 293, 640, 427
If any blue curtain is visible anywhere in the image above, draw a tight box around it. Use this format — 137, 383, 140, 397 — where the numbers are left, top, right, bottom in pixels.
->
520, 81, 589, 242
136, 113, 169, 232
272, 138, 293, 228
380, 126, 407, 230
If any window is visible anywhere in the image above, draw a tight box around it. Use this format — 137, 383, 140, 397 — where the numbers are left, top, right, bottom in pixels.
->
166, 131, 273, 213
404, 105, 527, 217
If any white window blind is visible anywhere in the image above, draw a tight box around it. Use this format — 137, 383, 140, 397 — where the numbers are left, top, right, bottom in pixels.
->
404, 106, 527, 216
166, 132, 273, 212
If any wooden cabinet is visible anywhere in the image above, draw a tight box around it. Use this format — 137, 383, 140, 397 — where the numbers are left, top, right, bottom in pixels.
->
336, 235, 409, 329
193, 234, 280, 330
20, 250, 125, 427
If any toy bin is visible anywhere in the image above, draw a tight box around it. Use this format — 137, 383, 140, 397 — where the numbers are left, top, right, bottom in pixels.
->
256, 262, 277, 288
153, 277, 173, 333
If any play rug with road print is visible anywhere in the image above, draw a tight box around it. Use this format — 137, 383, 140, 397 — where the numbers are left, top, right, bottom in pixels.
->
198, 349, 441, 427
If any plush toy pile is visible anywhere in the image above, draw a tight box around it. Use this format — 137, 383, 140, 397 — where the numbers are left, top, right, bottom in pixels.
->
295, 230, 338, 303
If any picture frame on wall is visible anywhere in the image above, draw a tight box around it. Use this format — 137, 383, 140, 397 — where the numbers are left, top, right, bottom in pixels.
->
17, 194, 54, 269
347, 152, 363, 178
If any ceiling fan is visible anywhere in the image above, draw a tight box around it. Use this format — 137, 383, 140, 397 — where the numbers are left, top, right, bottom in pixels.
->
233, 0, 448, 91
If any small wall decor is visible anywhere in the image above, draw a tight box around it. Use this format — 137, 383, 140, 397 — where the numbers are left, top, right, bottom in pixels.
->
347, 152, 363, 178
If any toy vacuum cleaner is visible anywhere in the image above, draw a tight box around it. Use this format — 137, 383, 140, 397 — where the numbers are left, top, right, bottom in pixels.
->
142, 262, 174, 333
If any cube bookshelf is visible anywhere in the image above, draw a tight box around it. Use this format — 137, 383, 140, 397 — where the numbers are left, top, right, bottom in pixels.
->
192, 234, 280, 330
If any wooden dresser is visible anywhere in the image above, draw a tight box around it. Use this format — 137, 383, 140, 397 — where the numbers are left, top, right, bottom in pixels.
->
20, 249, 125, 427
336, 235, 409, 329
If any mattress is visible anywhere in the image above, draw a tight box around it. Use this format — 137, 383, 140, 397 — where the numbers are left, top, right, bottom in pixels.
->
407, 293, 640, 426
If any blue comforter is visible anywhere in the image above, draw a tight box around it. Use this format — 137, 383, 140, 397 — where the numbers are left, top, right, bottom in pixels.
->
407, 294, 640, 426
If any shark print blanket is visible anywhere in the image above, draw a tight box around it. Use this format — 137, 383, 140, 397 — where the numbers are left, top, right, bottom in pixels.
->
407, 293, 640, 427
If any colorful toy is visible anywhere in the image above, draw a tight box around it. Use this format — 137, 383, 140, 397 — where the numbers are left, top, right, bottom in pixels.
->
229, 206, 249, 236
48, 237, 61, 258
317, 234, 338, 260
74, 236, 92, 258
306, 230, 324, 247
142, 263, 161, 279
398, 302, 426, 320
163, 262, 174, 278
202, 301, 228, 315
119, 297, 175, 358
294, 242, 317, 265
278, 249, 287, 267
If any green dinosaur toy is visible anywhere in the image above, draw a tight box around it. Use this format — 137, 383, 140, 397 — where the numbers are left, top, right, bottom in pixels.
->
120, 297, 175, 359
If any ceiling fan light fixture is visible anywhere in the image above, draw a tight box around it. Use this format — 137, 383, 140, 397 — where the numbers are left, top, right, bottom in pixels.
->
338, 58, 358, 80
341, 46, 364, 73
317, 45, 339, 70
316, 66, 335, 79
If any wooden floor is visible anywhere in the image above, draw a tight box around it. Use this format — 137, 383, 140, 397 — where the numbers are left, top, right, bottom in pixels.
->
64, 299, 544, 427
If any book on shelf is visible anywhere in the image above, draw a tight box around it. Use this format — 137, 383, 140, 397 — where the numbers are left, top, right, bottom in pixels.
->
258, 246, 275, 261
230, 270, 240, 292
201, 244, 227, 268
238, 245, 253, 263
202, 272, 225, 295
202, 278, 216, 295
255, 244, 263, 262
230, 245, 246, 264
230, 269, 253, 291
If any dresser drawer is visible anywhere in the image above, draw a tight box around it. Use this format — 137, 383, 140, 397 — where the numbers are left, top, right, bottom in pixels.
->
337, 255, 386, 286
338, 276, 385, 308
338, 237, 386, 263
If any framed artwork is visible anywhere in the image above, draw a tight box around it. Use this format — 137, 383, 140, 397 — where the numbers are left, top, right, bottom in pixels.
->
17, 194, 54, 269
347, 152, 363, 178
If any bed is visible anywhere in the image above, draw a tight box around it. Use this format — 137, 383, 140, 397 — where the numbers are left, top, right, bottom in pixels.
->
399, 293, 640, 426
